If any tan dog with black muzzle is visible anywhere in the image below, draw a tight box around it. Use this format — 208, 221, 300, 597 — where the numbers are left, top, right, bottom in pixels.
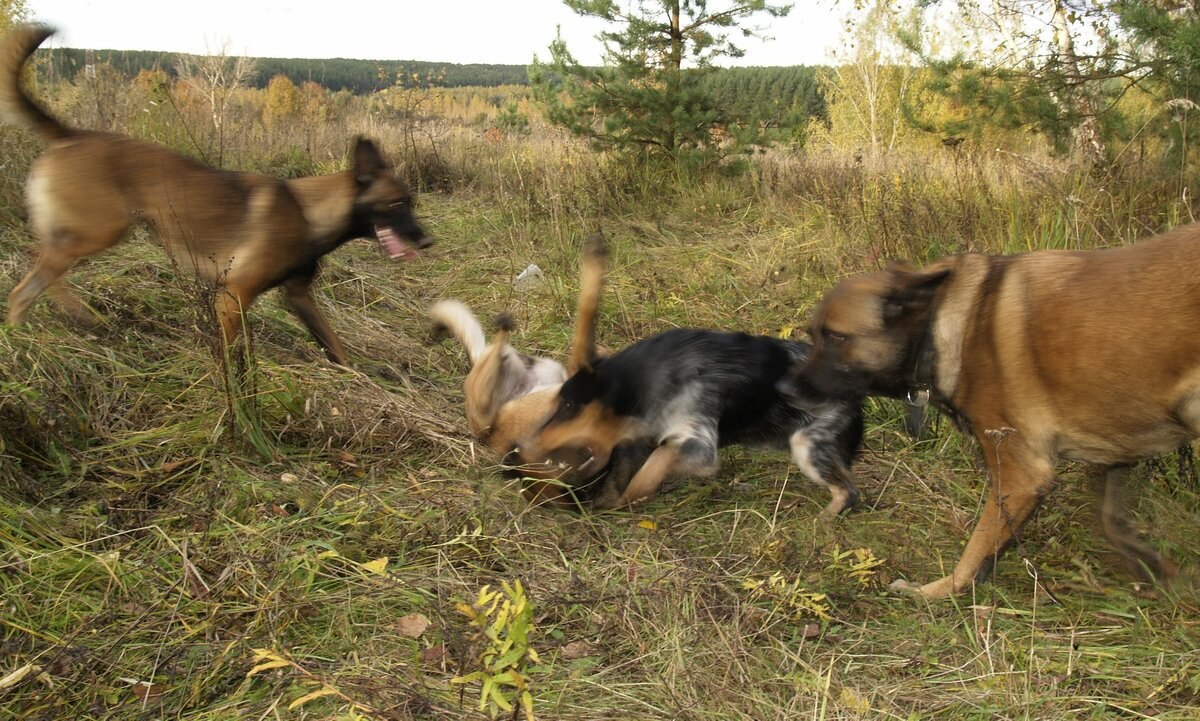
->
789, 226, 1200, 599
2, 24, 431, 366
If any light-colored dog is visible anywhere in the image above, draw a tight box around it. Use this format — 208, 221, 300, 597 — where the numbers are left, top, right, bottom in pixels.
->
429, 299, 567, 458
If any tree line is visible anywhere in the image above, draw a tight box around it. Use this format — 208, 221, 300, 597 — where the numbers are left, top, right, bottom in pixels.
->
37, 48, 530, 92
36, 47, 827, 128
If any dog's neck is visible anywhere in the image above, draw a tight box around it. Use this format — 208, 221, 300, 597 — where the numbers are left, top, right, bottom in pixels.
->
287, 171, 356, 247
903, 308, 940, 407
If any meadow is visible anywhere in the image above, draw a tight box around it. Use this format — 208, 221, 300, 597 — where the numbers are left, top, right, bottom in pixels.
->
1, 70, 1199, 720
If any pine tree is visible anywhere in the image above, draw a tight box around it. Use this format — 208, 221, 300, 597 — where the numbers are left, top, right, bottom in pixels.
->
530, 0, 791, 164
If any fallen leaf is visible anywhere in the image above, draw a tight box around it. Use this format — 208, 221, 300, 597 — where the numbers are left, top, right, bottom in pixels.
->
395, 612, 430, 638
337, 451, 358, 467
802, 623, 821, 639
128, 681, 168, 701
560, 641, 593, 660
288, 686, 339, 710
839, 686, 870, 714
420, 644, 448, 665
361, 557, 390, 576
279, 472, 299, 483
330, 407, 341, 417
0, 663, 40, 692
636, 519, 657, 531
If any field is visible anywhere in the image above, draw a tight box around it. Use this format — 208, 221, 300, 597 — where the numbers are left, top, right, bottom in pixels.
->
2, 99, 1200, 720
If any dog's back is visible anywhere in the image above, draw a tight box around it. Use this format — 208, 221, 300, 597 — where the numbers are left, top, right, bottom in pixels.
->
585, 329, 826, 445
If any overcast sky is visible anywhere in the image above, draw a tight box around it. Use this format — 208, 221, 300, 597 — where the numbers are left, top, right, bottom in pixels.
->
26, 0, 848, 66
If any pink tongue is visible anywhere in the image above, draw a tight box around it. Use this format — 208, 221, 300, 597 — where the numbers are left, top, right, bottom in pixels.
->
375, 225, 416, 260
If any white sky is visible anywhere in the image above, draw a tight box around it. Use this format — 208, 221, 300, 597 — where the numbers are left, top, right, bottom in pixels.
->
26, 0, 849, 67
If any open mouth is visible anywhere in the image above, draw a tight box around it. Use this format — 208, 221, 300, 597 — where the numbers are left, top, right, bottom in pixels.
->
375, 224, 419, 261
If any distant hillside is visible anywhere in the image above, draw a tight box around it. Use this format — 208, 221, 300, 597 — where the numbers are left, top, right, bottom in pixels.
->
38, 48, 529, 92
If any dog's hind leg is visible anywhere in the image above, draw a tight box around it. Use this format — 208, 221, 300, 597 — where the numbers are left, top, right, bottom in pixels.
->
281, 276, 350, 366
1095, 464, 1178, 583
7, 247, 79, 325
9, 200, 129, 325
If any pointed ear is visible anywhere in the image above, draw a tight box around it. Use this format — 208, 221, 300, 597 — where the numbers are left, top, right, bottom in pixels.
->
352, 137, 386, 184
568, 232, 607, 374
884, 268, 951, 321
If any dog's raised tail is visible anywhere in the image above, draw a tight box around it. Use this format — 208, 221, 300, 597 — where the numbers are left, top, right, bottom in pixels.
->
430, 299, 488, 366
569, 232, 607, 374
1, 24, 70, 141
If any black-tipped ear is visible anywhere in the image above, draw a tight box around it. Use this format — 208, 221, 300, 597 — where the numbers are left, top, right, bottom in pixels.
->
884, 268, 951, 321
493, 313, 515, 333
352, 137, 386, 184
582, 232, 607, 260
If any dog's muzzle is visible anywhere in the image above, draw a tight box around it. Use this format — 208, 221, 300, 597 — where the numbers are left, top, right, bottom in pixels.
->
375, 225, 432, 260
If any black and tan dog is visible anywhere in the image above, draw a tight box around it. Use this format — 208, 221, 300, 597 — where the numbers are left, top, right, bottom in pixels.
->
1, 24, 430, 366
505, 235, 865, 513
791, 228, 1200, 599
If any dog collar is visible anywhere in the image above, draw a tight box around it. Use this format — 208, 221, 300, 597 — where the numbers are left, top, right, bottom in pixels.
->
906, 388, 930, 407
906, 306, 939, 406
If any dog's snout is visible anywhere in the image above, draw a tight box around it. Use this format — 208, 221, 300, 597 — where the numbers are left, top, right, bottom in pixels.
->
500, 448, 535, 479
547, 445, 595, 472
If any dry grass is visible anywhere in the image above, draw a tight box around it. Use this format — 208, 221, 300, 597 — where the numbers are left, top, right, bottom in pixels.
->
1, 119, 1199, 721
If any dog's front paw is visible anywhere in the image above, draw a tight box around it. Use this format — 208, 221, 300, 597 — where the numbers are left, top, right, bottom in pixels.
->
888, 575, 957, 599
591, 483, 624, 511
888, 579, 922, 595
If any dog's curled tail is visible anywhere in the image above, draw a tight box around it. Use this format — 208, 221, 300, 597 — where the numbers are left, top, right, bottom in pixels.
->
429, 299, 488, 366
569, 232, 607, 373
1, 24, 71, 141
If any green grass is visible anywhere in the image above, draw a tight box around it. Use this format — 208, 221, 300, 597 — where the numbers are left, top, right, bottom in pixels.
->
2, 128, 1200, 720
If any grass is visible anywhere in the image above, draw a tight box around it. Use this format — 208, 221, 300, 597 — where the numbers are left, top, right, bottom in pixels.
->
2, 121, 1200, 720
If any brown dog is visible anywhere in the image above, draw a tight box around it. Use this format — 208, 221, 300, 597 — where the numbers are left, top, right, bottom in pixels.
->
791, 227, 1200, 599
1, 24, 430, 366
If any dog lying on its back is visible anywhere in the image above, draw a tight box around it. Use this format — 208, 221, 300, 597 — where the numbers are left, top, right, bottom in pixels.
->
503, 235, 866, 514
430, 299, 567, 454
430, 295, 655, 508
1, 24, 431, 365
